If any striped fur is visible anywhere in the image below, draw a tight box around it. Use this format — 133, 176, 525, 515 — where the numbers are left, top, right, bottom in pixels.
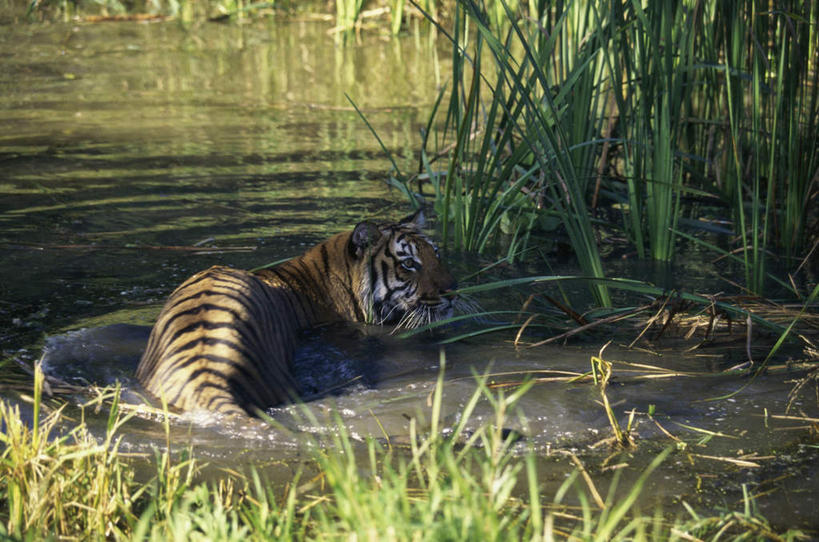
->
135, 212, 457, 417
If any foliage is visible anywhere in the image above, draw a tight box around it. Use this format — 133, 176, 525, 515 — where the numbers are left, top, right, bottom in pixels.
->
380, 0, 818, 301
335, 0, 366, 35
0, 376, 138, 538
714, 0, 819, 292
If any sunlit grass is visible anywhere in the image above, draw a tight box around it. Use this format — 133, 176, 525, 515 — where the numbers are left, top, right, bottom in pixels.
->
0, 357, 816, 541
0, 378, 140, 538
1, 362, 810, 540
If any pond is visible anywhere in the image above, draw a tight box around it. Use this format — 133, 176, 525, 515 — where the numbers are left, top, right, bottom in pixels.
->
1, 12, 817, 533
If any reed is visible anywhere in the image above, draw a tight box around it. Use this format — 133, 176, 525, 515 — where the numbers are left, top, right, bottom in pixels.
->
601, 1, 694, 261
403, 0, 818, 301
603, 0, 819, 275
716, 0, 819, 293
411, 0, 613, 306
390, 0, 405, 34
335, 0, 366, 35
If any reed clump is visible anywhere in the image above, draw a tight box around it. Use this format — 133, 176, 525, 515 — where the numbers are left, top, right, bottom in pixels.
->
379, 0, 817, 302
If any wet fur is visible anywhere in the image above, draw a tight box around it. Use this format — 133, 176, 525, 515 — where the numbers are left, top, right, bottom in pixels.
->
135, 213, 456, 417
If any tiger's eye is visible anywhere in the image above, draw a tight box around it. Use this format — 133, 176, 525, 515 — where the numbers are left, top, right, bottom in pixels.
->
401, 258, 418, 271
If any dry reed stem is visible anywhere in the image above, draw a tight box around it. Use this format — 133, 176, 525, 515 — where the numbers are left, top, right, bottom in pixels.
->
650, 417, 682, 442
688, 453, 760, 468
629, 295, 673, 348
559, 451, 606, 511
670, 527, 706, 541
592, 345, 635, 449
627, 295, 818, 344
765, 414, 819, 424
523, 302, 655, 349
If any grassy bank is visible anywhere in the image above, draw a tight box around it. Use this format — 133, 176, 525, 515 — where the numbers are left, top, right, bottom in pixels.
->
0, 365, 811, 541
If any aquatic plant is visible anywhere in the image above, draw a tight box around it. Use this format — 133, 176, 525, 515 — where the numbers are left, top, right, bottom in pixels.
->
398, 0, 613, 306
717, 0, 819, 293
378, 0, 818, 302
335, 0, 366, 35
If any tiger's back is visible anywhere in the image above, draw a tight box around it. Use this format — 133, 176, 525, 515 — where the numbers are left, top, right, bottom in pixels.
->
135, 266, 304, 416
135, 212, 457, 417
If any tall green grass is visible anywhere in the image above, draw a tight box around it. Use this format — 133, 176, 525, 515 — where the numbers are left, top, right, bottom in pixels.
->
600, 1, 694, 261
390, 0, 818, 300
407, 1, 614, 306
0, 379, 139, 538
335, 0, 366, 35
716, 0, 819, 293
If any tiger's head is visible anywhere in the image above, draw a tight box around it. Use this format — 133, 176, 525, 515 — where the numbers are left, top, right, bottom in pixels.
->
349, 210, 458, 329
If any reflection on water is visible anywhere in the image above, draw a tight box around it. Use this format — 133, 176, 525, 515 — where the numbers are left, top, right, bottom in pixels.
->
0, 17, 446, 348
2, 14, 818, 532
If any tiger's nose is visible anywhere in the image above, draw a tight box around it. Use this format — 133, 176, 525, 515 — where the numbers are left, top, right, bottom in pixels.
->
440, 277, 458, 297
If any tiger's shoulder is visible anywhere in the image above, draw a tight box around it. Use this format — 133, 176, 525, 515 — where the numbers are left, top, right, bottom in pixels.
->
136, 211, 459, 417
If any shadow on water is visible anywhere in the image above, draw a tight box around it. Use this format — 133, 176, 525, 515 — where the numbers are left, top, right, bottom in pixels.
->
1, 12, 818, 533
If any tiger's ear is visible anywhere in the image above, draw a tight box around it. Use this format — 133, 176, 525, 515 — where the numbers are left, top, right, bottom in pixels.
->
349, 221, 381, 258
399, 208, 426, 229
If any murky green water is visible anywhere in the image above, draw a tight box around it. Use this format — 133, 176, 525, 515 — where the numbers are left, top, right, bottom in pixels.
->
1, 13, 817, 532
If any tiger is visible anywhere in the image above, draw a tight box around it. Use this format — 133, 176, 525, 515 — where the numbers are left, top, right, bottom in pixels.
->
135, 211, 458, 417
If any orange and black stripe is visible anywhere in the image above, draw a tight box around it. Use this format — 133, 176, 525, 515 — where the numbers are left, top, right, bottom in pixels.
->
135, 212, 457, 417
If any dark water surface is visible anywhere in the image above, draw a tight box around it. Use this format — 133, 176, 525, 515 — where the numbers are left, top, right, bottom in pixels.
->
2, 15, 817, 532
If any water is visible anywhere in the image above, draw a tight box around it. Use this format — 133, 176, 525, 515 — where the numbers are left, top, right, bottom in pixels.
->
1, 15, 442, 343
1, 13, 817, 531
